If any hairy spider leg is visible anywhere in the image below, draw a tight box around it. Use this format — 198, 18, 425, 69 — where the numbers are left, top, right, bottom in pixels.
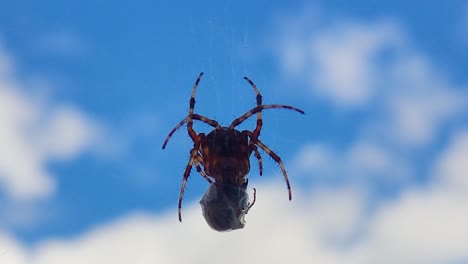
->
229, 104, 305, 129
162, 72, 222, 149
245, 131, 293, 201
249, 144, 263, 176
178, 133, 205, 222
244, 77, 264, 176
243, 77, 263, 137
245, 188, 257, 214
185, 72, 214, 183
162, 114, 221, 149
194, 155, 212, 183
229, 104, 303, 199
187, 72, 204, 141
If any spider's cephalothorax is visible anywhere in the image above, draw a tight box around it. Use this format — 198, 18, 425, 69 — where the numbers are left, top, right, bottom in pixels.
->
162, 72, 304, 223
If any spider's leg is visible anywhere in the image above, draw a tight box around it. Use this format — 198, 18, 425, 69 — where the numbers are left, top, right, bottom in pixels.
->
245, 131, 292, 200
191, 114, 221, 128
162, 72, 203, 148
229, 104, 304, 129
162, 118, 190, 149
249, 144, 263, 176
243, 77, 263, 137
194, 161, 212, 183
178, 137, 202, 222
194, 154, 212, 183
162, 114, 220, 149
187, 72, 204, 140
245, 188, 257, 214
189, 72, 204, 116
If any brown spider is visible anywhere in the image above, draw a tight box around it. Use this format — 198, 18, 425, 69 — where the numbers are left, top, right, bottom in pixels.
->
162, 72, 304, 222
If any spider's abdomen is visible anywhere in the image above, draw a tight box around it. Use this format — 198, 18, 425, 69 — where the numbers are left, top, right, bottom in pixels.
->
203, 127, 250, 184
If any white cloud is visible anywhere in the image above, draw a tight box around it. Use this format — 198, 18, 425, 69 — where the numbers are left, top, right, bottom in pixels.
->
381, 54, 468, 146
353, 130, 468, 263
293, 129, 468, 263
309, 21, 402, 107
266, 8, 468, 262
0, 75, 53, 199
1, 129, 468, 264
35, 105, 98, 160
359, 190, 468, 264
0, 183, 365, 264
274, 11, 467, 147
293, 141, 410, 185
0, 234, 28, 264
276, 17, 403, 107
0, 43, 100, 200
433, 130, 468, 194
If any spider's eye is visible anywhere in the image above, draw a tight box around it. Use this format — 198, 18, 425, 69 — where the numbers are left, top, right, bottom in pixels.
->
199, 183, 250, 232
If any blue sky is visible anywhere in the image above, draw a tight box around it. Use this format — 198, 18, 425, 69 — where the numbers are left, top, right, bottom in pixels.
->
1, 1, 468, 263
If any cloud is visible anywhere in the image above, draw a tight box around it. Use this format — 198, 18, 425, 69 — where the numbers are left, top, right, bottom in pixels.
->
378, 54, 468, 146
0, 234, 28, 264
292, 141, 410, 186
433, 130, 468, 194
266, 7, 468, 263
0, 183, 365, 264
274, 11, 467, 147
1, 128, 468, 264
0, 43, 100, 200
353, 130, 468, 263
2, 128, 468, 264
276, 16, 403, 107
359, 191, 468, 264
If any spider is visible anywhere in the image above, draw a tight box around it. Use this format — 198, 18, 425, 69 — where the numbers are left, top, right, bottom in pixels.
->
162, 72, 304, 222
